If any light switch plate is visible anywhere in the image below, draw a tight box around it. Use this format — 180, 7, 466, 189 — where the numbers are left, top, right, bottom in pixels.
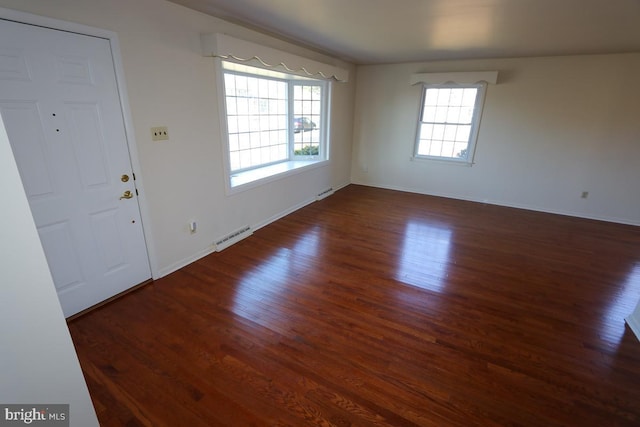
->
151, 126, 169, 141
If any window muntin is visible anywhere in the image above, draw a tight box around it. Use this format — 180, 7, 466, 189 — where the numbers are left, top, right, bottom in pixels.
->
224, 73, 288, 171
222, 62, 327, 176
293, 84, 322, 156
414, 83, 486, 163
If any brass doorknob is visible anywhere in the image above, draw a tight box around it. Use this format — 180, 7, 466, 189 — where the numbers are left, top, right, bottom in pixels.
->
120, 190, 133, 200
121, 174, 130, 182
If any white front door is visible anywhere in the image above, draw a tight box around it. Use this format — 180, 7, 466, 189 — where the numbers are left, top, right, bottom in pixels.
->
0, 19, 151, 317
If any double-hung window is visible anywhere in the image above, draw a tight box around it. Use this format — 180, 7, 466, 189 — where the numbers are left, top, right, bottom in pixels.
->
414, 83, 487, 164
221, 61, 329, 189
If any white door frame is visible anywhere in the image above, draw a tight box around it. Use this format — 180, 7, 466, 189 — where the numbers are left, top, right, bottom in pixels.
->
0, 7, 159, 280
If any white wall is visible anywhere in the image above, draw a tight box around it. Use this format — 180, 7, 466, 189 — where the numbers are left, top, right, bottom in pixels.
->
0, 116, 98, 426
352, 54, 640, 225
0, 0, 353, 418
0, 0, 356, 276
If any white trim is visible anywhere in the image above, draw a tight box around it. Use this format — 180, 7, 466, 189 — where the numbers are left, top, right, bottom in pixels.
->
253, 181, 350, 231
217, 59, 332, 195
108, 36, 161, 280
413, 82, 488, 165
410, 71, 499, 85
0, 7, 160, 279
157, 245, 216, 278
157, 181, 350, 277
351, 181, 640, 227
230, 160, 330, 192
202, 33, 349, 82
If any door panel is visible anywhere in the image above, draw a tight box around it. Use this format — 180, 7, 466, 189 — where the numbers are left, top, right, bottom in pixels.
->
0, 102, 54, 197
0, 19, 151, 317
38, 220, 85, 292
66, 102, 110, 188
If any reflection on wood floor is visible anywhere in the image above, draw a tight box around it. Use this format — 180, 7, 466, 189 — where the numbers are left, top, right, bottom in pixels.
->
69, 184, 640, 426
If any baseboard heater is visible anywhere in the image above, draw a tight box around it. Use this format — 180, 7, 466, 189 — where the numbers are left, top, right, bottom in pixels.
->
215, 225, 252, 252
316, 187, 334, 201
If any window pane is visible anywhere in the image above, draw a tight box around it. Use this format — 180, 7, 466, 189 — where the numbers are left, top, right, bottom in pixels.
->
229, 151, 240, 171
258, 79, 269, 97
249, 116, 260, 132
237, 116, 250, 133
247, 77, 259, 97
236, 75, 248, 95
455, 125, 471, 142
423, 107, 437, 122
415, 83, 484, 162
250, 132, 260, 148
225, 74, 287, 171
434, 106, 447, 122
259, 116, 270, 130
239, 150, 251, 169
443, 125, 457, 141
227, 117, 238, 133
459, 107, 474, 124
424, 89, 439, 106
223, 66, 326, 173
250, 149, 261, 166
268, 81, 279, 98
462, 88, 478, 107
238, 133, 250, 150
249, 98, 259, 115
416, 141, 430, 156
429, 140, 443, 156
237, 98, 249, 115
449, 89, 464, 106
226, 97, 237, 115
293, 83, 322, 156
442, 141, 455, 157
229, 134, 239, 152
454, 142, 469, 159
436, 89, 451, 105
446, 107, 460, 123
432, 124, 445, 141
420, 123, 434, 140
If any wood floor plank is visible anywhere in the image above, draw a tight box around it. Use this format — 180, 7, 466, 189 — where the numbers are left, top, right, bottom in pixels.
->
69, 184, 640, 426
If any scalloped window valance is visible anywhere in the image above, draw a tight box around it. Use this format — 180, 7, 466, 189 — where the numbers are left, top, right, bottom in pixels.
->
410, 71, 499, 86
201, 33, 349, 83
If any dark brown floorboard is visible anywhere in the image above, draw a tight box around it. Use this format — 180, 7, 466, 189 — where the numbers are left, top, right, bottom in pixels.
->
69, 184, 640, 426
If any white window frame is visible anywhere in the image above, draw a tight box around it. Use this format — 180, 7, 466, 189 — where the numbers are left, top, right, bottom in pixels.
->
216, 60, 330, 192
413, 82, 488, 165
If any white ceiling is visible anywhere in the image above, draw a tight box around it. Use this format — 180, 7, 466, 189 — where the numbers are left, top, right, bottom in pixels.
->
169, 0, 640, 64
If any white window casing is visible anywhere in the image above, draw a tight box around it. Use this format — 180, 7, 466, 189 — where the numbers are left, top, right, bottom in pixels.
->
411, 71, 498, 165
203, 34, 341, 193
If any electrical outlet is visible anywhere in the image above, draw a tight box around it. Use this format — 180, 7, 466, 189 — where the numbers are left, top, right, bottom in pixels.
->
151, 126, 169, 141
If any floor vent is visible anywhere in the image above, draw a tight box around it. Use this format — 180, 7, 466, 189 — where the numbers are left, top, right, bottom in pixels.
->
316, 187, 335, 201
215, 225, 252, 252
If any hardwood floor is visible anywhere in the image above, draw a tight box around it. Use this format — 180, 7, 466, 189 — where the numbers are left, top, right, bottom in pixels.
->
68, 184, 640, 426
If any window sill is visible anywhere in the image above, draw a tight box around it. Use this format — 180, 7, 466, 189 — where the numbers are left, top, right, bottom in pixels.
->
229, 159, 328, 193
411, 156, 474, 167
